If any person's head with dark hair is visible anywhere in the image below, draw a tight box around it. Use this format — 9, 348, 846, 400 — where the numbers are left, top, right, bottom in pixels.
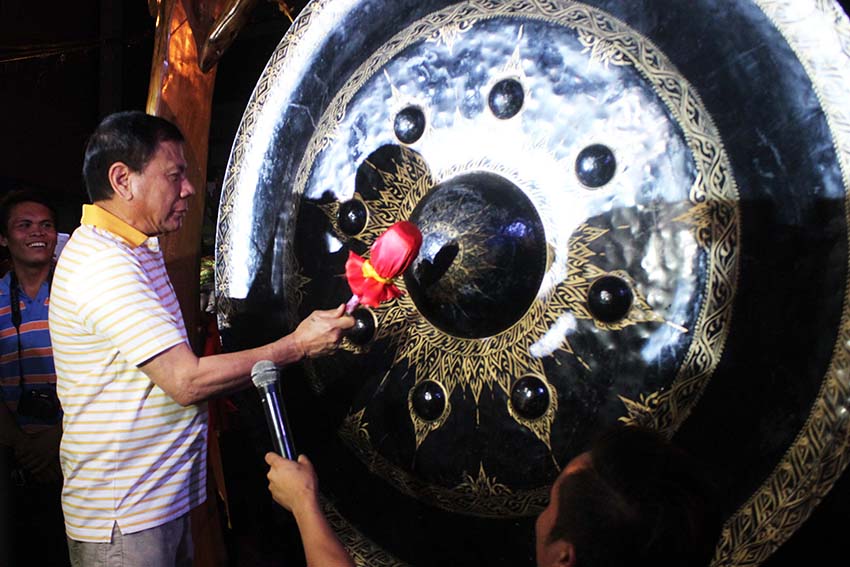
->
0, 189, 56, 238
83, 111, 185, 203
535, 425, 721, 567
0, 189, 57, 274
82, 111, 194, 237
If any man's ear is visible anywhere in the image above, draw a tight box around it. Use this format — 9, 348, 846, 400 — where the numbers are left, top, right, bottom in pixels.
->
554, 540, 576, 567
108, 162, 134, 201
0, 235, 7, 248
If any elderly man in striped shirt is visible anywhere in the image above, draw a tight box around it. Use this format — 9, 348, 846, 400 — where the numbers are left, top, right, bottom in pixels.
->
49, 111, 353, 567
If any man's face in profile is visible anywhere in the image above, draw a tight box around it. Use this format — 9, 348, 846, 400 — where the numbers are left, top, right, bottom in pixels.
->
128, 140, 195, 236
535, 452, 590, 567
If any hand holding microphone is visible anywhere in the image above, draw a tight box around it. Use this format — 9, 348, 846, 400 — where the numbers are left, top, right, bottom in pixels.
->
253, 307, 352, 458
251, 360, 297, 460
265, 452, 318, 512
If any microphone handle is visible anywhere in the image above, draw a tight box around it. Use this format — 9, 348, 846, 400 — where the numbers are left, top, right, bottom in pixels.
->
260, 384, 297, 460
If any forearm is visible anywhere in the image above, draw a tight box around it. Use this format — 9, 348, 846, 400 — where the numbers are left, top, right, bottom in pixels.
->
141, 334, 305, 406
142, 305, 351, 406
189, 335, 305, 400
293, 497, 355, 567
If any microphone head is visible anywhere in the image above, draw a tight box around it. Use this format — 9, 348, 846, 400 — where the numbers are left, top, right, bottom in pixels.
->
251, 360, 279, 388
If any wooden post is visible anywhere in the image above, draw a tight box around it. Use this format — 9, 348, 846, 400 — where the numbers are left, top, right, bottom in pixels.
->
146, 0, 217, 354
146, 2, 228, 565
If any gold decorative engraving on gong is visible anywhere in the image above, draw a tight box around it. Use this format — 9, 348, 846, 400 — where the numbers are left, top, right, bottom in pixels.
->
617, 390, 665, 426
298, 0, 739, 516
282, 245, 311, 318
596, 270, 663, 329
395, 296, 546, 397
216, 0, 850, 561
339, 409, 549, 517
214, 0, 333, 305
341, 408, 371, 442
576, 27, 636, 68
316, 148, 561, 451
384, 71, 435, 147
322, 497, 410, 567
616, 186, 737, 428
547, 235, 664, 335
318, 193, 371, 243
506, 375, 559, 452
427, 20, 472, 54
349, 152, 433, 246
673, 195, 714, 248
501, 25, 526, 77
708, 2, 850, 566
567, 7, 739, 438
407, 380, 451, 449
322, 147, 677, 467
455, 464, 512, 499
316, 200, 342, 234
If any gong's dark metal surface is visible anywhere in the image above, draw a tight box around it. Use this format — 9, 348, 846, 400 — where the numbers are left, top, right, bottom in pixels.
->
215, 1, 850, 565
404, 171, 547, 339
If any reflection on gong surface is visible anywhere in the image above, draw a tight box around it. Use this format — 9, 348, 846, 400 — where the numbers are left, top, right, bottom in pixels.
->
302, 3, 736, 505
215, 0, 850, 565
404, 171, 546, 339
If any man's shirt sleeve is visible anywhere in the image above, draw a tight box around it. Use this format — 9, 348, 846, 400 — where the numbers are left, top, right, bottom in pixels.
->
71, 247, 186, 367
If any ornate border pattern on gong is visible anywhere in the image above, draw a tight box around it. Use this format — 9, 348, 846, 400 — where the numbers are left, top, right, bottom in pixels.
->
213, 0, 338, 325
322, 496, 410, 567
711, 2, 850, 566
293, 0, 739, 512
338, 408, 552, 517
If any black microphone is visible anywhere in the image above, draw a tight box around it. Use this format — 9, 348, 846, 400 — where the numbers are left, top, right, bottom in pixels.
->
251, 360, 297, 460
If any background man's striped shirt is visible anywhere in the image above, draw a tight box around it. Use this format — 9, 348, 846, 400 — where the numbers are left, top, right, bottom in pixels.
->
0, 276, 59, 431
49, 205, 207, 542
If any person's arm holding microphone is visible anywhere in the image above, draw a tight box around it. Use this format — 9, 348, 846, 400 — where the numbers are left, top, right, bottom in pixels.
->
266, 453, 355, 567
257, 360, 355, 566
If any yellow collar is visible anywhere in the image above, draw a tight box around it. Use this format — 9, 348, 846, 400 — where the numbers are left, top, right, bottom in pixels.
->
81, 204, 149, 248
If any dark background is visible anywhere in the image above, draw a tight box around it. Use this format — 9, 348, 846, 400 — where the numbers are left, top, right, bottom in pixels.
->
0, 0, 292, 249
2, 1, 850, 566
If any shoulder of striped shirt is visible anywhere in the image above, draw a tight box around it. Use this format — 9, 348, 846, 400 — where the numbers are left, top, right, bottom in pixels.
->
59, 236, 144, 279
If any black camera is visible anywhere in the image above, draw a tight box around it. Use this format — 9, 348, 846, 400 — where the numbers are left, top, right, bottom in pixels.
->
16, 388, 60, 421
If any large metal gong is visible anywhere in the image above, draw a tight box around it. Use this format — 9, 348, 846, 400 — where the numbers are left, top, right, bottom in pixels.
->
214, 1, 850, 565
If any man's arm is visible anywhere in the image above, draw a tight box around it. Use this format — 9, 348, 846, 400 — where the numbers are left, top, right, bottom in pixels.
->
140, 304, 353, 406
265, 452, 355, 567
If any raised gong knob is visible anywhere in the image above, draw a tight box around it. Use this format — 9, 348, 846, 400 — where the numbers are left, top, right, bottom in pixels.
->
404, 172, 546, 338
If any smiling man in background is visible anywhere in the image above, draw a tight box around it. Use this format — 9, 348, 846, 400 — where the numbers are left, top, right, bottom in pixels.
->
49, 111, 353, 567
0, 189, 68, 566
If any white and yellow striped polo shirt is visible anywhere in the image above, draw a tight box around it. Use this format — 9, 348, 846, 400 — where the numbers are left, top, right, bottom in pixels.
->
49, 204, 207, 542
